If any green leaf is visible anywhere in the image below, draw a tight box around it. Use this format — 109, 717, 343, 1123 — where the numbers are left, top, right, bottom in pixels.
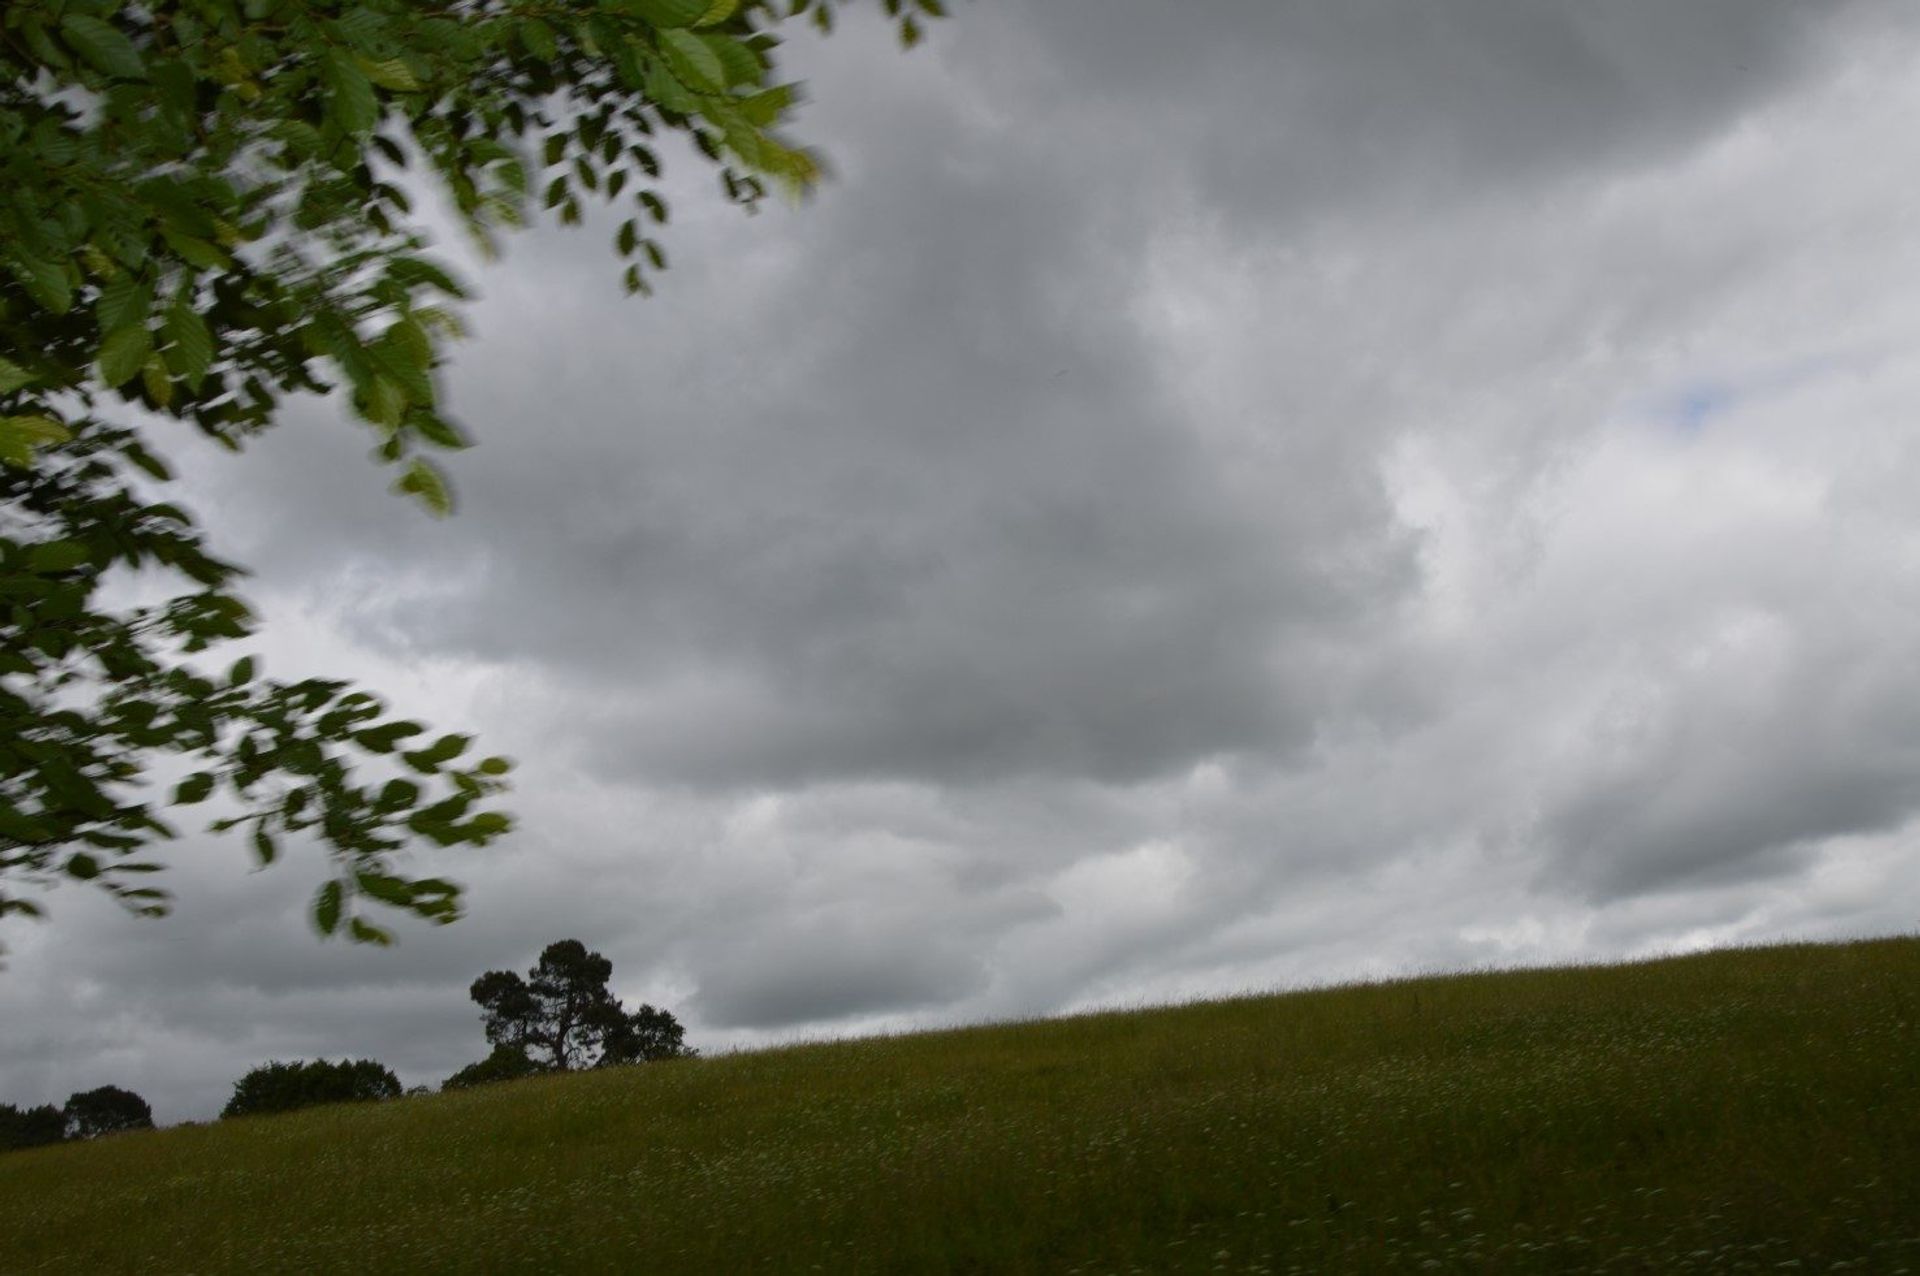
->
394, 457, 453, 515
353, 721, 424, 753
14, 256, 74, 314
349, 917, 394, 945
141, 354, 174, 407
354, 871, 412, 906
59, 13, 147, 81
65, 853, 102, 880
97, 324, 153, 388
97, 276, 153, 332
379, 777, 420, 809
160, 229, 231, 270
468, 812, 512, 839
356, 55, 421, 92
0, 356, 36, 395
520, 18, 558, 61
412, 412, 470, 450
314, 880, 344, 935
174, 772, 216, 805
126, 443, 173, 481
229, 656, 257, 685
707, 33, 763, 87
402, 732, 470, 773
476, 756, 512, 776
252, 825, 277, 865
28, 540, 91, 573
325, 52, 379, 135
739, 84, 797, 129
635, 0, 711, 28
660, 28, 726, 91
162, 305, 214, 390
696, 0, 742, 25
363, 375, 407, 429
0, 415, 70, 467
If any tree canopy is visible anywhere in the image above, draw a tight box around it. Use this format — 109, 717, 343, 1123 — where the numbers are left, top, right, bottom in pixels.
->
62, 1084, 153, 1139
0, 0, 942, 946
0, 1102, 65, 1151
463, 937, 691, 1076
220, 1057, 401, 1118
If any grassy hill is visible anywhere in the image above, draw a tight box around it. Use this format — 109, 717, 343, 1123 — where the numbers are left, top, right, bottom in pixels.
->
3, 936, 1917, 1273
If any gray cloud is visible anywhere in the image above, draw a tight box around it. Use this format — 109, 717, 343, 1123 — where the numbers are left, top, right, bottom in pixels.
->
9, 0, 1920, 1121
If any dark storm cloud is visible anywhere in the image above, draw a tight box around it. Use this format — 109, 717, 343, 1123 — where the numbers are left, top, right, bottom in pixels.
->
693, 917, 990, 1028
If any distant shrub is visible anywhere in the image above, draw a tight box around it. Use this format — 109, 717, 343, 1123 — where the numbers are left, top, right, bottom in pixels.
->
443, 1044, 545, 1092
221, 1059, 402, 1119
64, 1086, 153, 1139
0, 1103, 65, 1151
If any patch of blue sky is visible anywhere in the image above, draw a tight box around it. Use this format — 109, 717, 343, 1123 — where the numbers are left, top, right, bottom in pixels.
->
1630, 349, 1864, 440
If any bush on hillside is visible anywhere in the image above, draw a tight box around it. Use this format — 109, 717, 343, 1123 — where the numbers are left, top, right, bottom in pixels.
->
64, 1086, 153, 1139
443, 1044, 545, 1092
0, 1103, 64, 1151
221, 1059, 402, 1119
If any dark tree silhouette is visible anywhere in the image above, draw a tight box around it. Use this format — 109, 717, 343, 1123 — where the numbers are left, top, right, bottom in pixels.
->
442, 1044, 543, 1092
461, 939, 693, 1078
0, 1103, 64, 1151
221, 1058, 401, 1119
63, 1085, 153, 1139
604, 1002, 694, 1065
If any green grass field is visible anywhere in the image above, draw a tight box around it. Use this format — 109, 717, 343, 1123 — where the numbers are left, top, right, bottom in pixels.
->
4, 936, 1917, 1273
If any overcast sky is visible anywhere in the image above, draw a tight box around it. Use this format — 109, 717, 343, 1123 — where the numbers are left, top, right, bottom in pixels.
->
9, 0, 1920, 1123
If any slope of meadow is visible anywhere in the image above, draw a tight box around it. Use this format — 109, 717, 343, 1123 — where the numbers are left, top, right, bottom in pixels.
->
3, 937, 1917, 1273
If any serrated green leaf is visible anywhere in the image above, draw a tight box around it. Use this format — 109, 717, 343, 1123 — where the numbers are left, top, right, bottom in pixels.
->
740, 83, 797, 128
59, 13, 147, 81
14, 256, 74, 314
0, 415, 70, 467
139, 359, 171, 409
162, 304, 214, 389
696, 0, 742, 26
97, 324, 153, 387
325, 52, 379, 135
635, 0, 711, 28
97, 276, 152, 332
159, 229, 230, 270
314, 880, 344, 934
356, 55, 420, 92
363, 375, 407, 428
660, 27, 726, 91
393, 457, 453, 515
0, 356, 36, 395
706, 33, 763, 86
